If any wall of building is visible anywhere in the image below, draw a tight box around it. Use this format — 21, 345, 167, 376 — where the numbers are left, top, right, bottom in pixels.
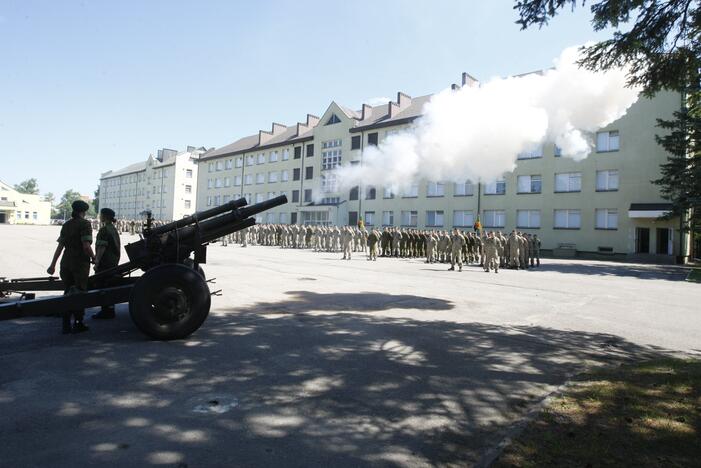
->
196, 91, 686, 259
0, 181, 52, 225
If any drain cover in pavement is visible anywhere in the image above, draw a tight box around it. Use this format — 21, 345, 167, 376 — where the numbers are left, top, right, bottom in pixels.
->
191, 395, 239, 414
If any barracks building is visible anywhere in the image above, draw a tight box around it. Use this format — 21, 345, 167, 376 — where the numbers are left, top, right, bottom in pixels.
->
193, 72, 688, 262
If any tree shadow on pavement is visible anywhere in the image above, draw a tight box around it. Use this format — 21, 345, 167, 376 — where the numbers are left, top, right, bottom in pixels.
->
0, 292, 670, 468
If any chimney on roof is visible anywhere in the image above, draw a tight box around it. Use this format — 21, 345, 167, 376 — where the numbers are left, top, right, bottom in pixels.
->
461, 72, 479, 88
306, 114, 320, 126
451, 83, 460, 91
271, 122, 287, 135
259, 122, 287, 145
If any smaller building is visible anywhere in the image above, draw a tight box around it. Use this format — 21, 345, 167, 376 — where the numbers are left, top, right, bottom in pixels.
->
99, 146, 207, 221
0, 180, 52, 225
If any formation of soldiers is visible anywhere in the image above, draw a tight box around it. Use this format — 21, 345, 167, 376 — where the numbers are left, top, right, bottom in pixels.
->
217, 224, 541, 272
88, 218, 169, 235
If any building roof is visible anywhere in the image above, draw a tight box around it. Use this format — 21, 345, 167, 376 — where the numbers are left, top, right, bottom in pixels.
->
101, 148, 202, 180
350, 94, 432, 132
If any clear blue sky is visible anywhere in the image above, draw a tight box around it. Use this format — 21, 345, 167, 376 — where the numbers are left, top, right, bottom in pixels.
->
0, 0, 612, 199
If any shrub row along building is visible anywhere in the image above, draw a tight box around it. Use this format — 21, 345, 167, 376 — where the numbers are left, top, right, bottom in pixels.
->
99, 72, 688, 262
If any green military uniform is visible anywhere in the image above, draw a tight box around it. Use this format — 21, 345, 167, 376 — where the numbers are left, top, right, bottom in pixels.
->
95, 222, 121, 271
58, 216, 93, 328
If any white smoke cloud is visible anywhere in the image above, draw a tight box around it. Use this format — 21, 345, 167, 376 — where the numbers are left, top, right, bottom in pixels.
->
334, 46, 640, 194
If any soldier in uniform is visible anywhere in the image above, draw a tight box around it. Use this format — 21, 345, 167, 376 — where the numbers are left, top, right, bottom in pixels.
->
93, 208, 121, 319
532, 234, 541, 266
448, 228, 465, 272
47, 200, 95, 334
367, 228, 380, 261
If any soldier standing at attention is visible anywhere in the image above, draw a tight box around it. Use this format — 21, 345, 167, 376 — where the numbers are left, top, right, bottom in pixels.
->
47, 200, 95, 334
367, 228, 380, 261
448, 228, 465, 272
93, 208, 121, 319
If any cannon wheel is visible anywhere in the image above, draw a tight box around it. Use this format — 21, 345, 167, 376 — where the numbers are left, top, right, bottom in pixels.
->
129, 263, 211, 340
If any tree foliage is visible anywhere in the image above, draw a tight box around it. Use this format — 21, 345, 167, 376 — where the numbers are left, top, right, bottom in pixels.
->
515, 0, 701, 240
14, 178, 39, 194
55, 190, 83, 219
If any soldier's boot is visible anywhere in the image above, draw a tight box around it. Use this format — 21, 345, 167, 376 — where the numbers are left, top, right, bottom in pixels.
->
459, 265, 462, 272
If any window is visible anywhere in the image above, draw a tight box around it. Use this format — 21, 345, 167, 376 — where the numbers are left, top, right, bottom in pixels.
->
207, 179, 213, 189
454, 181, 473, 196
266, 212, 276, 223
484, 179, 506, 195
214, 195, 221, 206
554, 145, 562, 157
368, 132, 378, 146
292, 190, 300, 203
400, 210, 418, 226
282, 149, 290, 161
185, 185, 192, 194
326, 114, 341, 125
453, 210, 474, 227
483, 210, 505, 228
256, 173, 265, 184
596, 131, 620, 152
184, 200, 191, 209
294, 146, 302, 159
349, 186, 359, 200
596, 209, 618, 229
280, 213, 288, 224
305, 166, 313, 180
554, 172, 582, 192
255, 153, 264, 164
223, 195, 231, 203
234, 175, 242, 186
306, 144, 314, 157
269, 151, 278, 163
516, 210, 541, 228
206, 196, 212, 206
225, 159, 233, 170
518, 145, 543, 159
554, 209, 581, 229
269, 171, 278, 183
322, 173, 338, 193
303, 189, 312, 203
382, 210, 394, 226
517, 175, 542, 193
427, 182, 445, 197
596, 170, 619, 191
426, 210, 444, 227
351, 135, 361, 150
365, 186, 376, 199
322, 139, 342, 149
224, 177, 231, 187
402, 184, 418, 198
216, 161, 224, 171
364, 211, 375, 226
186, 169, 193, 178
208, 162, 214, 173
322, 149, 342, 170
244, 174, 253, 185
246, 155, 255, 166
236, 158, 243, 168
255, 193, 264, 203
383, 187, 395, 199
293, 168, 301, 181
32, 212, 38, 220
267, 191, 277, 200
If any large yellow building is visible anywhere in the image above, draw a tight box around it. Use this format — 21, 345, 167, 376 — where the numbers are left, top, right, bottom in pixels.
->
197, 73, 688, 262
0, 180, 52, 225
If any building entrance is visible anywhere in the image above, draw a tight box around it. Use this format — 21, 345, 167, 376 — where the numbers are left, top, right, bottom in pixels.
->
0, 213, 5, 223
656, 228, 672, 255
635, 227, 650, 254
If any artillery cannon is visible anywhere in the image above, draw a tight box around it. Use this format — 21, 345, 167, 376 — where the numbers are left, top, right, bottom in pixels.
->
0, 195, 287, 340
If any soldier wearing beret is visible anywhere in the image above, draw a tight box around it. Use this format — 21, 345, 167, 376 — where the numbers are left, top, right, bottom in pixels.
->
92, 208, 121, 319
47, 200, 95, 334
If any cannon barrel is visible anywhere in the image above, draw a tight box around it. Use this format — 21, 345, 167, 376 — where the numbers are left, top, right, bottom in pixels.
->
124, 195, 288, 266
149, 198, 248, 236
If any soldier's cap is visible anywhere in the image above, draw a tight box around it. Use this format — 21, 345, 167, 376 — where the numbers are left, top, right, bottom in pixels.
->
100, 208, 116, 220
71, 200, 90, 213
